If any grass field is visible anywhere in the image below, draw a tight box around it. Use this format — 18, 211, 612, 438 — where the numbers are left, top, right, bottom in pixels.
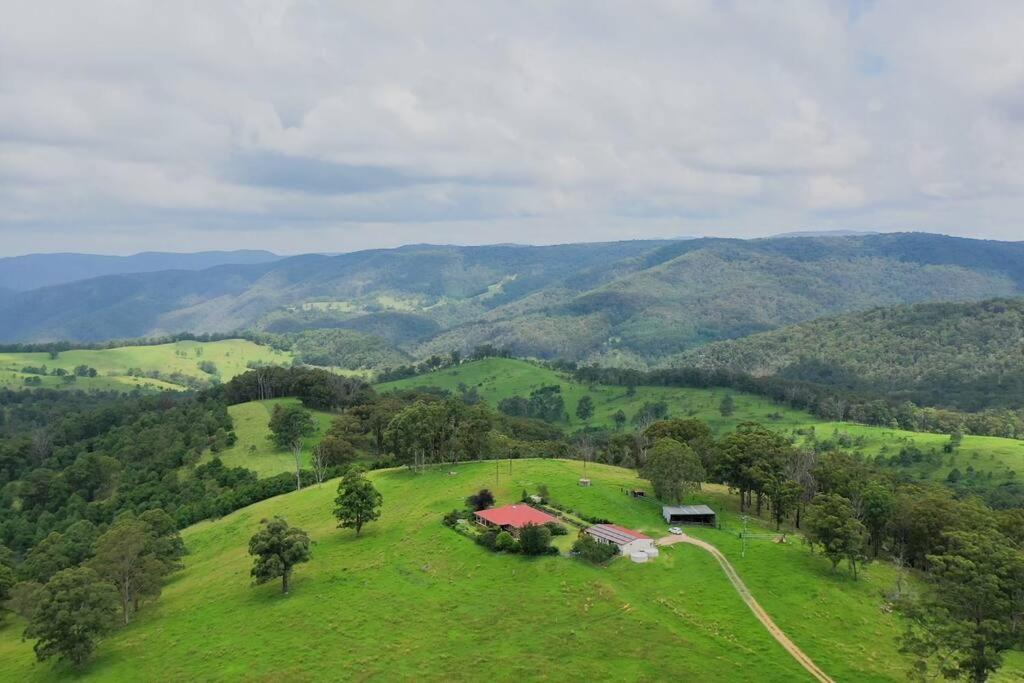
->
199, 399, 336, 478
11, 459, 1017, 682
378, 358, 1024, 483
0, 340, 292, 392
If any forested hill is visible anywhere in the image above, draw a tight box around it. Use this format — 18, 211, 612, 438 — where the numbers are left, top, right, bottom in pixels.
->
2, 234, 1024, 365
674, 298, 1024, 411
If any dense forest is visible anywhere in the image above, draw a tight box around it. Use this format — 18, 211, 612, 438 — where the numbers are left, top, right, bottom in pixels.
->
675, 298, 1024, 411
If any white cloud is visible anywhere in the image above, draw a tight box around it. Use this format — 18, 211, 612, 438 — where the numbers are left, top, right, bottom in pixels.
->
1, 0, 1024, 254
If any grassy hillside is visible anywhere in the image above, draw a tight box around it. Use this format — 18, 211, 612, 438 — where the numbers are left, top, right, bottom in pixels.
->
379, 359, 1024, 487
0, 339, 291, 392
674, 298, 1024, 411
198, 399, 336, 477
7, 459, 1007, 682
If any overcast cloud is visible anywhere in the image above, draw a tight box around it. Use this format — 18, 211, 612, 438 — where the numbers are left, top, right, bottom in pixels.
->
2, 1, 1024, 255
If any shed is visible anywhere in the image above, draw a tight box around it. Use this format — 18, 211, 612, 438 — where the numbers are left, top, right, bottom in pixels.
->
584, 524, 655, 556
662, 504, 717, 526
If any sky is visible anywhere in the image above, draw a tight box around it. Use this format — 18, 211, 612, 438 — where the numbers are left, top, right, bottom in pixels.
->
2, 1, 1024, 255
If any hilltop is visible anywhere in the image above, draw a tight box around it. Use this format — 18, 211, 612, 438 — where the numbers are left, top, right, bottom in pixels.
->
673, 298, 1024, 411
0, 459, 963, 682
2, 234, 1024, 367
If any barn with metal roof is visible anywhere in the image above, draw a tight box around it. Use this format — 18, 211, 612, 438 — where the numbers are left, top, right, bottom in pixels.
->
662, 505, 717, 526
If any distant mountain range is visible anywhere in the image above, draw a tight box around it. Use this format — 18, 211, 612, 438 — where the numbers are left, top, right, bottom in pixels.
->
0, 250, 282, 291
1, 234, 1023, 372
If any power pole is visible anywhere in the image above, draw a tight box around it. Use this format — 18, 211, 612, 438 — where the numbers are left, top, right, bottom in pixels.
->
741, 515, 749, 558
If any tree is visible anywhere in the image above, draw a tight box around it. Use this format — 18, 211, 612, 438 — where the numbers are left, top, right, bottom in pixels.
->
640, 438, 705, 504
333, 467, 383, 536
518, 523, 554, 556
572, 535, 618, 564
613, 410, 627, 431
900, 529, 1024, 682
0, 564, 14, 624
138, 508, 187, 572
804, 493, 868, 578
719, 394, 735, 417
268, 404, 316, 490
465, 489, 495, 511
645, 418, 716, 471
716, 423, 793, 514
21, 532, 71, 584
767, 478, 803, 532
575, 395, 595, 422
248, 517, 311, 594
24, 567, 118, 668
89, 519, 166, 624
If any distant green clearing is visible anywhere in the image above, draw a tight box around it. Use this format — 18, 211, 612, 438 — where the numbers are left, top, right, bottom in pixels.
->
8, 459, 1004, 682
0, 339, 291, 392
199, 398, 335, 478
379, 358, 1024, 484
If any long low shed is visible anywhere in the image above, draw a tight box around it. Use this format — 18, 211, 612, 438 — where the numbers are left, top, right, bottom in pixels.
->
662, 505, 717, 526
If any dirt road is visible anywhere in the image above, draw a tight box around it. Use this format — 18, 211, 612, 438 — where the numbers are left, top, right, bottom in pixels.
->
658, 534, 835, 683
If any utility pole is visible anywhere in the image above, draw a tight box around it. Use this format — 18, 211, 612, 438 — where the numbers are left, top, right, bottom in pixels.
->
741, 515, 749, 558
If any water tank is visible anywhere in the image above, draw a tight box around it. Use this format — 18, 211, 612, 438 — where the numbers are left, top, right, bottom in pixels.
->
644, 547, 660, 559
630, 551, 648, 563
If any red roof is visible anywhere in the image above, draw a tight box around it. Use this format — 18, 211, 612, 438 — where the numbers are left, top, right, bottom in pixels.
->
474, 504, 558, 529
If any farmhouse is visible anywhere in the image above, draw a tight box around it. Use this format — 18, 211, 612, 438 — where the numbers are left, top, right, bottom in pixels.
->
662, 504, 717, 526
474, 504, 559, 536
584, 524, 654, 555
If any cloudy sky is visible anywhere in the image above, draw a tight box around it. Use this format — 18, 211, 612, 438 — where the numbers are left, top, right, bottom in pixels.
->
2, 1, 1024, 255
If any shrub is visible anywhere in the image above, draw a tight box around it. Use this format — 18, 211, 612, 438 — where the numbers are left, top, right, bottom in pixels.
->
545, 522, 568, 536
475, 527, 500, 550
466, 489, 495, 511
442, 509, 469, 528
572, 536, 619, 564
519, 523, 554, 556
494, 531, 519, 553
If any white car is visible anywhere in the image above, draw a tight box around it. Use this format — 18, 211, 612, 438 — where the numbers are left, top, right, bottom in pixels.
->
668, 526, 683, 535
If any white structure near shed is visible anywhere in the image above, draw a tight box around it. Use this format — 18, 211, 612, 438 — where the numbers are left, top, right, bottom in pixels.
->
584, 524, 655, 556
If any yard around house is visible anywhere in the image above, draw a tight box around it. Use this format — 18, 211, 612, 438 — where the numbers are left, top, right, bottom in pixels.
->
7, 459, 1019, 682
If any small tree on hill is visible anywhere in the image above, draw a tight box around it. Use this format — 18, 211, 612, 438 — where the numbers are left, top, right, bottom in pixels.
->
89, 519, 166, 624
613, 410, 627, 431
24, 567, 118, 669
575, 395, 595, 422
268, 404, 317, 491
719, 394, 735, 417
333, 467, 383, 536
640, 438, 705, 504
248, 517, 311, 594
466, 489, 495, 511
804, 493, 868, 578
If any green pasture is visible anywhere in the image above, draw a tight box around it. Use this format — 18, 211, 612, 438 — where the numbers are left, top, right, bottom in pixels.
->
7, 459, 1004, 681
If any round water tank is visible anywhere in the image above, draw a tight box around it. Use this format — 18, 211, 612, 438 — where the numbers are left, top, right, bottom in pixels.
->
644, 547, 660, 558
630, 551, 648, 563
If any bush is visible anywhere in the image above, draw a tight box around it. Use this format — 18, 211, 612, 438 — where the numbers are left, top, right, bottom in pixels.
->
545, 522, 568, 536
442, 509, 469, 528
466, 489, 495, 511
475, 526, 500, 551
519, 523, 554, 556
572, 535, 619, 564
494, 531, 519, 553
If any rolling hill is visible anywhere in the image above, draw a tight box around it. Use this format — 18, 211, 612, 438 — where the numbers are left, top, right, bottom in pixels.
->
1, 234, 1024, 368
673, 298, 1024, 411
3, 459, 989, 682
0, 250, 281, 292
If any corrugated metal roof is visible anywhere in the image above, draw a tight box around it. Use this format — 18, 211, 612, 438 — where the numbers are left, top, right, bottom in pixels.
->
585, 524, 650, 545
662, 505, 715, 515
